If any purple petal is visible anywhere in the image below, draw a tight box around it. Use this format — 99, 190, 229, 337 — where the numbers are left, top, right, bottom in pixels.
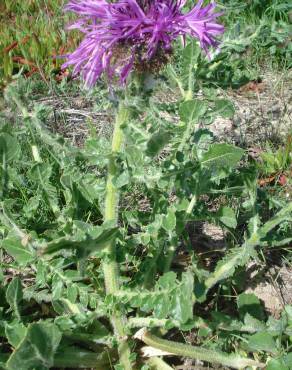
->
63, 0, 224, 86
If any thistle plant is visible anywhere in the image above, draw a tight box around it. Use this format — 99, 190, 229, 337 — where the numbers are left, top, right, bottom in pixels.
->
60, 1, 267, 369
1, 1, 292, 370
63, 1, 227, 368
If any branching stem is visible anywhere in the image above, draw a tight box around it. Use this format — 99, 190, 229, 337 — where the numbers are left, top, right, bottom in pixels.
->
136, 329, 265, 369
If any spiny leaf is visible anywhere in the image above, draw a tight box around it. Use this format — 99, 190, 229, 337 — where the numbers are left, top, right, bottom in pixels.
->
115, 272, 194, 324
204, 243, 256, 292
258, 202, 292, 239
179, 40, 201, 88
200, 144, 244, 180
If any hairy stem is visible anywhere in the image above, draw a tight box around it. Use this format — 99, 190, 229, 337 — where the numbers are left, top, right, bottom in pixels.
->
136, 329, 265, 369
128, 317, 180, 329
102, 102, 133, 370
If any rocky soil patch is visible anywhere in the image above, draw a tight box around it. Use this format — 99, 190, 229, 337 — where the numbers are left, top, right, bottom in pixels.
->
210, 70, 292, 145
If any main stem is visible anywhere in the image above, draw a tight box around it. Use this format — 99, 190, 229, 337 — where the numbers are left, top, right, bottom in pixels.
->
103, 102, 133, 370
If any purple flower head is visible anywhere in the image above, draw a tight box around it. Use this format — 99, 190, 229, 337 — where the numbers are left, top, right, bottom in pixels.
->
63, 0, 224, 87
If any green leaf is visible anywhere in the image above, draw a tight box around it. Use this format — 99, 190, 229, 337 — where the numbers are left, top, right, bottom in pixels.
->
60, 320, 110, 346
79, 289, 89, 307
29, 163, 59, 214
5, 322, 27, 347
180, 41, 201, 89
217, 207, 237, 228
52, 275, 63, 300
211, 311, 265, 333
76, 174, 102, 203
212, 99, 235, 118
84, 137, 110, 167
52, 298, 81, 316
44, 227, 118, 258
3, 53, 13, 78
258, 203, 292, 240
243, 313, 266, 332
248, 332, 277, 354
162, 209, 176, 232
146, 128, 171, 157
54, 346, 113, 369
237, 293, 264, 321
6, 278, 23, 320
179, 99, 207, 124
171, 271, 194, 323
267, 358, 289, 370
193, 129, 214, 158
266, 315, 286, 336
283, 353, 292, 368
66, 283, 78, 303
23, 196, 41, 218
0, 133, 21, 163
116, 272, 194, 324
29, 163, 52, 182
200, 144, 244, 180
114, 170, 130, 188
6, 322, 62, 370
1, 236, 35, 265
204, 244, 256, 292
